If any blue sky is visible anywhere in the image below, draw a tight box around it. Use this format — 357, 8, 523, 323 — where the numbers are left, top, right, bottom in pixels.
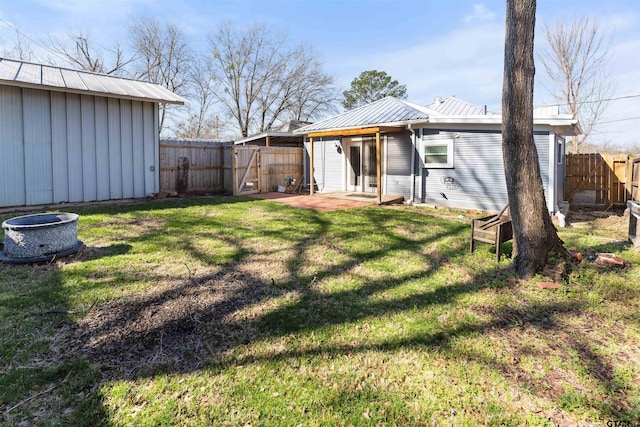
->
1, 0, 639, 147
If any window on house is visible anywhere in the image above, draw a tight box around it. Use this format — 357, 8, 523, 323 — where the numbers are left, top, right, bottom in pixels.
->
557, 138, 565, 164
423, 141, 454, 168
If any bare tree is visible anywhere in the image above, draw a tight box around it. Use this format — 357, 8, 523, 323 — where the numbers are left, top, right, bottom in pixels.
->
2, 27, 34, 61
539, 17, 613, 153
503, 0, 567, 278
177, 58, 219, 139
49, 31, 132, 75
175, 58, 223, 139
131, 18, 192, 134
209, 23, 336, 137
284, 46, 338, 122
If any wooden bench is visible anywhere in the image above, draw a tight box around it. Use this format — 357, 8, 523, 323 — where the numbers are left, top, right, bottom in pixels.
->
470, 205, 513, 262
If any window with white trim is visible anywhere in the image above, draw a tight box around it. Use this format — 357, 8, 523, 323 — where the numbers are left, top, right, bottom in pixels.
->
423, 141, 454, 168
557, 137, 565, 165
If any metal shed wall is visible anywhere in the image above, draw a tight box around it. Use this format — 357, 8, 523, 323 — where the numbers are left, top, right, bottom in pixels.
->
417, 129, 551, 212
0, 85, 159, 208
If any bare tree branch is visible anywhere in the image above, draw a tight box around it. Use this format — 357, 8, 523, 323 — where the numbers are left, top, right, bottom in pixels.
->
208, 23, 336, 138
48, 30, 133, 76
539, 17, 614, 153
130, 18, 192, 135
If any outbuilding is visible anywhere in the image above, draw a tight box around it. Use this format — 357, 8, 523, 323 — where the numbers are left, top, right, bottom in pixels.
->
0, 57, 185, 208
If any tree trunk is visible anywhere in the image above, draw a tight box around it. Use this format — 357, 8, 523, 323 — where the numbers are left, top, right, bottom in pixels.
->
502, 0, 566, 278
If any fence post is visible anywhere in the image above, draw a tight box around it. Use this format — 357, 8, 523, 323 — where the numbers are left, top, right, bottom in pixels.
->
176, 157, 190, 194
231, 146, 238, 196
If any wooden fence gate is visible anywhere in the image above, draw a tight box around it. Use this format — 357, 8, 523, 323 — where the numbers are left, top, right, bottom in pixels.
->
565, 153, 634, 207
232, 146, 304, 196
233, 146, 261, 195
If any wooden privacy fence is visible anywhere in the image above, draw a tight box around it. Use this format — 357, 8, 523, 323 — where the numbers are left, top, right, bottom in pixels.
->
565, 153, 635, 207
232, 146, 304, 195
160, 140, 304, 196
632, 158, 640, 201
160, 140, 233, 194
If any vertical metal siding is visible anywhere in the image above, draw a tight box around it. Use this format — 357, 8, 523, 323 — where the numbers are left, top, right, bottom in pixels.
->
131, 101, 145, 197
385, 132, 412, 198
81, 95, 97, 201
0, 86, 25, 206
143, 102, 156, 195
23, 89, 53, 205
51, 92, 69, 203
120, 100, 135, 199
108, 98, 123, 199
66, 93, 84, 202
95, 97, 111, 201
0, 84, 162, 208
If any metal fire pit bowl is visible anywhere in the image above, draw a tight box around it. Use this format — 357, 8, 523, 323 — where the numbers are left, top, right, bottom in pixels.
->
1, 212, 83, 264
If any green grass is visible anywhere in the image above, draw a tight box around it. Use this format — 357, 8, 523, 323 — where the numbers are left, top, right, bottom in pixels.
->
1, 196, 639, 426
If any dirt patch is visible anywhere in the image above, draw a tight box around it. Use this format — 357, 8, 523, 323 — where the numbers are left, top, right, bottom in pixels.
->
566, 207, 629, 240
50, 267, 285, 380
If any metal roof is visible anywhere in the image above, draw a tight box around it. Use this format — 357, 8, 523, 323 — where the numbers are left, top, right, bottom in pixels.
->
425, 96, 494, 116
295, 97, 435, 133
0, 57, 186, 104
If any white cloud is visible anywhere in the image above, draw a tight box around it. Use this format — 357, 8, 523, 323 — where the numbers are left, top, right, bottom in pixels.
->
463, 4, 498, 24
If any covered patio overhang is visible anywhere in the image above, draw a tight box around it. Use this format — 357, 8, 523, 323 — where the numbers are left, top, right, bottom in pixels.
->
307, 125, 405, 205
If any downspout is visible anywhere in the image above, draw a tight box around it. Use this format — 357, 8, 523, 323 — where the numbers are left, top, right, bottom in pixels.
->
408, 124, 416, 205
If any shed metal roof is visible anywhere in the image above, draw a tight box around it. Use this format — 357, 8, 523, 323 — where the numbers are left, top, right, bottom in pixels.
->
295, 97, 435, 133
0, 57, 186, 104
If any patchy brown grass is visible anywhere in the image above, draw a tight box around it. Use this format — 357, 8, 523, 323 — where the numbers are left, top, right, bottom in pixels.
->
1, 199, 638, 426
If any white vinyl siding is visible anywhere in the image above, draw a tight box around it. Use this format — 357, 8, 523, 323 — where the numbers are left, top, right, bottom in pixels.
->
305, 138, 343, 192
418, 129, 551, 212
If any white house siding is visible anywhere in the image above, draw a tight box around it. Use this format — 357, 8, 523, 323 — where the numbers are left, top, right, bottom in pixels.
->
418, 129, 551, 212
0, 85, 159, 208
385, 132, 414, 198
305, 137, 343, 192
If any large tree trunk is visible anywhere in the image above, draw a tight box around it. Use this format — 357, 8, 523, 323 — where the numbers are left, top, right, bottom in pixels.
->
502, 0, 566, 278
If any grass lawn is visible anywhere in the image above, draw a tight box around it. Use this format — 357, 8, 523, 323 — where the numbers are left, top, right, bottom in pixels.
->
1, 196, 639, 426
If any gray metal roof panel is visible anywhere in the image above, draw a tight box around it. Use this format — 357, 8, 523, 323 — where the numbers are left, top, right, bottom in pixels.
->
426, 96, 494, 116
15, 62, 41, 84
0, 57, 185, 104
41, 66, 65, 87
59, 68, 89, 91
298, 97, 432, 133
0, 59, 21, 81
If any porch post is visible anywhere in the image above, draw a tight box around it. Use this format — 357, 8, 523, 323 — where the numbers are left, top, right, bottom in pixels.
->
376, 131, 382, 204
266, 135, 270, 147
310, 137, 315, 195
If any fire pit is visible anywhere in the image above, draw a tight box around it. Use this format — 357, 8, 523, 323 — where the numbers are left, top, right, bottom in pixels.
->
1, 213, 83, 263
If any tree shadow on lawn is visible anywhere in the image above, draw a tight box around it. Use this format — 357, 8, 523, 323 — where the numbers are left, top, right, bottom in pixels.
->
2, 199, 638, 425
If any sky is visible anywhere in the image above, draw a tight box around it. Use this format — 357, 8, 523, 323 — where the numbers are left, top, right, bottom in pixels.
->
0, 0, 639, 148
